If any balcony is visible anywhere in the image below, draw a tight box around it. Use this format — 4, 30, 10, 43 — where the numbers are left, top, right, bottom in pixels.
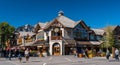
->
51, 36, 62, 40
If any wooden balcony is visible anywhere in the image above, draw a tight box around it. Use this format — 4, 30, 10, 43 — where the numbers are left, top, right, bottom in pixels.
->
51, 36, 62, 40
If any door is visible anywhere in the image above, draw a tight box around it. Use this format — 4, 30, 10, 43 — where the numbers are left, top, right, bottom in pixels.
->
53, 43, 60, 55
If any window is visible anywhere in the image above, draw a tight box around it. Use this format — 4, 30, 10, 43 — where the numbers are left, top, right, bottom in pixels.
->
37, 31, 44, 40
96, 36, 101, 40
73, 26, 88, 40
90, 34, 95, 40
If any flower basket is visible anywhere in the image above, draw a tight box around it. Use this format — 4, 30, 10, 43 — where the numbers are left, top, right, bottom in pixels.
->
79, 54, 83, 58
88, 50, 93, 58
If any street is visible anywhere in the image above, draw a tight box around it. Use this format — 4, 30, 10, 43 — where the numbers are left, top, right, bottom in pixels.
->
0, 55, 120, 65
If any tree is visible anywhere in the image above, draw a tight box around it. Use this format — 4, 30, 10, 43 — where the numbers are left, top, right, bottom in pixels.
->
0, 22, 15, 49
101, 26, 116, 57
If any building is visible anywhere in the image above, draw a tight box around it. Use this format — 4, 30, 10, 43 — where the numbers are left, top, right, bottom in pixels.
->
33, 11, 102, 56
16, 24, 36, 46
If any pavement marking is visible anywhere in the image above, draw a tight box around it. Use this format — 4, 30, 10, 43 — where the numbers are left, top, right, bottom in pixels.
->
65, 58, 72, 62
43, 63, 47, 65
49, 57, 53, 60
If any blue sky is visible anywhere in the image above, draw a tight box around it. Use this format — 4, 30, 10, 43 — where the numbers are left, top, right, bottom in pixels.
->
0, 0, 120, 28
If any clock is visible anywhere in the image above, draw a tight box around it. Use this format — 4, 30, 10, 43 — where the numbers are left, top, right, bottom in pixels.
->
54, 28, 59, 32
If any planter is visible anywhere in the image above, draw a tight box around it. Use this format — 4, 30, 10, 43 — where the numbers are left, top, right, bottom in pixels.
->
79, 54, 83, 58
88, 54, 93, 58
39, 53, 43, 57
88, 50, 93, 58
100, 52, 105, 57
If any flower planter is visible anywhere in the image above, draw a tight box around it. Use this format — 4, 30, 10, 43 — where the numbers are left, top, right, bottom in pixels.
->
88, 50, 93, 58
79, 54, 83, 58
39, 53, 43, 57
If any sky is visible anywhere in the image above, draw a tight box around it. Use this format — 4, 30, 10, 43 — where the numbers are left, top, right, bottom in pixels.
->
0, 0, 120, 28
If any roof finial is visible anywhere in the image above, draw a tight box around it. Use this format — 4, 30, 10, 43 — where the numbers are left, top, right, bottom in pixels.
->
58, 10, 64, 16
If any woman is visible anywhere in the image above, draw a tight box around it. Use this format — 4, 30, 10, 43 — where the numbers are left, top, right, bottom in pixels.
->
25, 48, 30, 61
106, 49, 110, 60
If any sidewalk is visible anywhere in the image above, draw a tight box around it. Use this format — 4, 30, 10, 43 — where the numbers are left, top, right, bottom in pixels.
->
0, 56, 120, 65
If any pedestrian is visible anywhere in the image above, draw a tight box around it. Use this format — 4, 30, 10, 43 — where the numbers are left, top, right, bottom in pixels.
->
8, 48, 11, 60
5, 48, 9, 59
25, 48, 30, 61
106, 49, 110, 60
18, 49, 22, 62
115, 48, 119, 61
74, 48, 77, 57
84, 48, 88, 58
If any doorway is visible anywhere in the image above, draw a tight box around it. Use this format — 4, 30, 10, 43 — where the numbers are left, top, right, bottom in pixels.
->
53, 43, 60, 55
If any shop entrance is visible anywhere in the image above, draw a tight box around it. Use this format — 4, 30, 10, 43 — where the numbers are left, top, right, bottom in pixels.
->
53, 43, 60, 55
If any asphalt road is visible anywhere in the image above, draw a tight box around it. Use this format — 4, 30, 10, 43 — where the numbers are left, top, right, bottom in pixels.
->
0, 55, 120, 65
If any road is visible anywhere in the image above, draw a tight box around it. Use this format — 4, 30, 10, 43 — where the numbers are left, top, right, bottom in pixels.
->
0, 55, 120, 65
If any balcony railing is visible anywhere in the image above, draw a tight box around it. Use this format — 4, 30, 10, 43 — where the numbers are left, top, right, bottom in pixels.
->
51, 36, 62, 40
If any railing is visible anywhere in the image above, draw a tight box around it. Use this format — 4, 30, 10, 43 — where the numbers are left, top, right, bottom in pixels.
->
51, 36, 62, 40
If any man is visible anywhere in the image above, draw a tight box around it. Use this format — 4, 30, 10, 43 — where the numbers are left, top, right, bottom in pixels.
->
115, 48, 119, 61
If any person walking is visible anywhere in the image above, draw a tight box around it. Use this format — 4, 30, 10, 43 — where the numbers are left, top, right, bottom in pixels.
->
8, 48, 11, 60
18, 49, 22, 62
25, 48, 30, 61
115, 48, 119, 61
106, 49, 110, 60
84, 48, 88, 58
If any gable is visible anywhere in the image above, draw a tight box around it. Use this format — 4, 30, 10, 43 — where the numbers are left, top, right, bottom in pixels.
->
74, 23, 85, 30
44, 19, 64, 30
34, 24, 41, 33
51, 19, 64, 27
74, 20, 90, 31
113, 26, 120, 35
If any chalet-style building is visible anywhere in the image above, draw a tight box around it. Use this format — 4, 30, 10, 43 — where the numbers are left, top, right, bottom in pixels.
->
112, 26, 120, 45
33, 11, 102, 56
15, 11, 120, 57
16, 24, 36, 46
